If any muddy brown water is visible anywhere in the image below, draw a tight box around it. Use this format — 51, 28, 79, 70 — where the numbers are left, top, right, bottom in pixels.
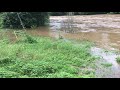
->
2, 14, 120, 78
4, 15, 120, 51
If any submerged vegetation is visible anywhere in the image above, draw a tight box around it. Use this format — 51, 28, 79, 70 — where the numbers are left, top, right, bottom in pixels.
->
101, 63, 112, 67
116, 57, 120, 64
0, 30, 97, 78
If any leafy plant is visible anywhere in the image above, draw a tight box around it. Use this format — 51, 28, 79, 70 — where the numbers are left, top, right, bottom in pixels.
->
0, 33, 97, 78
116, 56, 120, 63
24, 35, 38, 44
0, 68, 20, 78
101, 63, 112, 67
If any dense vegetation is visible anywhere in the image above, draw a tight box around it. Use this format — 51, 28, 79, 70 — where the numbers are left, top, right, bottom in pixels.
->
1, 12, 119, 78
0, 30, 97, 78
50, 12, 120, 16
0, 12, 119, 29
0, 12, 49, 29
116, 57, 120, 63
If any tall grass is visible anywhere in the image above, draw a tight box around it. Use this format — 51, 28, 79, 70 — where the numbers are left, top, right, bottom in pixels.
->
0, 30, 97, 78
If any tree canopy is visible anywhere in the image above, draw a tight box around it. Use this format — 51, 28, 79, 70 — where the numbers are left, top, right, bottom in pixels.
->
0, 12, 49, 29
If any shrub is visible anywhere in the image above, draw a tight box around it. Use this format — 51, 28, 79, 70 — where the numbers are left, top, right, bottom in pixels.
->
20, 61, 58, 77
0, 57, 13, 65
0, 12, 49, 29
0, 35, 97, 78
116, 56, 120, 63
24, 35, 38, 44
101, 63, 112, 67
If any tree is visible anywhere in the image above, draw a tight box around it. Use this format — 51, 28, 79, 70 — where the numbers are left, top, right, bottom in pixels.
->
0, 12, 49, 29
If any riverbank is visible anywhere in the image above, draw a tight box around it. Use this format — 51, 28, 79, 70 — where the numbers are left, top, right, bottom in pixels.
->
0, 30, 97, 78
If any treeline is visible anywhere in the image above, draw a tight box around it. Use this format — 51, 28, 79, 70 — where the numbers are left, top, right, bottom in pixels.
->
50, 12, 120, 16
0, 12, 49, 29
0, 12, 120, 29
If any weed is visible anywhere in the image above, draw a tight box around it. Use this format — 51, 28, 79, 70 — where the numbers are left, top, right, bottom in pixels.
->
101, 63, 112, 67
0, 31, 97, 78
116, 56, 120, 63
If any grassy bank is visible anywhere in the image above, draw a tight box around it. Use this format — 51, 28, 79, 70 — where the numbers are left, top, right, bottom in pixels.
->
0, 30, 97, 78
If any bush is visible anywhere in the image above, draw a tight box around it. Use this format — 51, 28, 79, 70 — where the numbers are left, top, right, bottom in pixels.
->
116, 56, 120, 63
24, 35, 38, 44
6, 60, 58, 77
0, 12, 49, 29
0, 57, 13, 65
0, 35, 97, 78
20, 61, 58, 77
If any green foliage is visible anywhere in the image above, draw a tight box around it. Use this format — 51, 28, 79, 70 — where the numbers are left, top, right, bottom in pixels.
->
116, 56, 120, 63
0, 57, 13, 65
16, 34, 38, 44
0, 38, 10, 44
24, 35, 38, 44
0, 32, 97, 78
14, 61, 58, 77
0, 12, 49, 29
0, 68, 20, 78
101, 63, 112, 67
47, 72, 75, 78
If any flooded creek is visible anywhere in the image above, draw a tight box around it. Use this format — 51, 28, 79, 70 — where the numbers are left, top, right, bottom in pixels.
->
2, 14, 120, 78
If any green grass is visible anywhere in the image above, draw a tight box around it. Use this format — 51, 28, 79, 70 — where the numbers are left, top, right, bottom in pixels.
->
0, 30, 97, 78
